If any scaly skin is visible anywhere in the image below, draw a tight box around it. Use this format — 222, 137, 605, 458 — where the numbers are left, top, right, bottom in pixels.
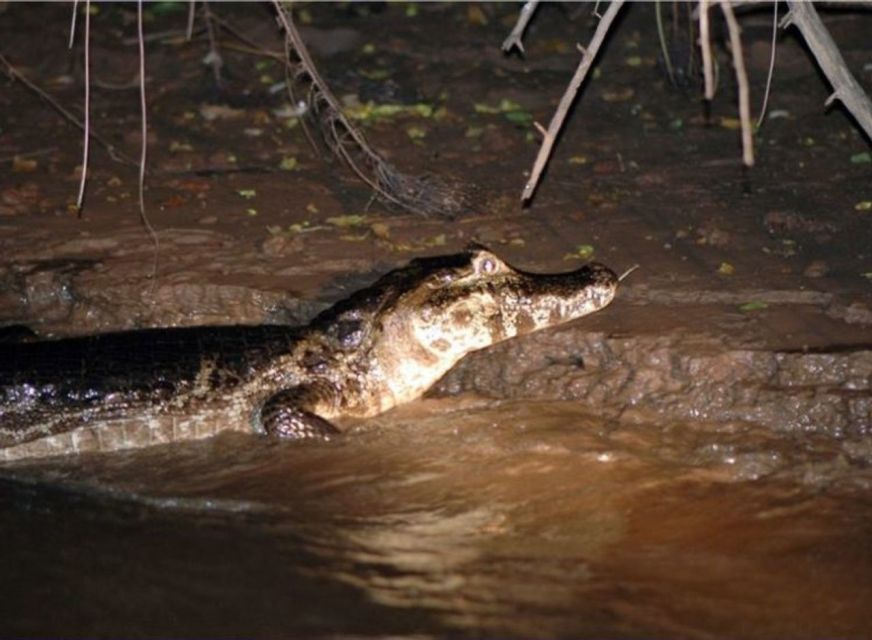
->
0, 246, 617, 461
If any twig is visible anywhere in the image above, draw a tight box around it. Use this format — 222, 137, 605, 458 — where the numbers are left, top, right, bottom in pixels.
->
655, 1, 676, 85
186, 0, 196, 41
0, 54, 136, 166
0, 147, 58, 164
756, 0, 779, 127
74, 0, 91, 212
699, 0, 715, 100
501, 1, 540, 55
521, 0, 626, 204
720, 1, 754, 167
207, 11, 285, 61
68, 0, 78, 49
120, 28, 192, 45
137, 0, 159, 284
220, 41, 285, 63
783, 0, 872, 142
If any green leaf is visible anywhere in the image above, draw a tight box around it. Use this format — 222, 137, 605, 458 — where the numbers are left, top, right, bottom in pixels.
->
279, 156, 298, 171
739, 301, 768, 312
505, 110, 533, 125
327, 214, 367, 227
563, 244, 595, 260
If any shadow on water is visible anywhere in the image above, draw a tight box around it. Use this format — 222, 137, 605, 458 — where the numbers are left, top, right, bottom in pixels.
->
2, 398, 872, 638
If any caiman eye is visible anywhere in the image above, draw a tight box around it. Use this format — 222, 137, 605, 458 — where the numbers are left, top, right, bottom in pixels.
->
473, 252, 499, 275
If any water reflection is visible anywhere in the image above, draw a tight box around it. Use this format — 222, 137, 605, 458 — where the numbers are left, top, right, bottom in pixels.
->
2, 398, 871, 637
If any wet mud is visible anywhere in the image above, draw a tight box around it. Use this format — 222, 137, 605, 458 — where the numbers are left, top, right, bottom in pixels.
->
1, 2, 871, 638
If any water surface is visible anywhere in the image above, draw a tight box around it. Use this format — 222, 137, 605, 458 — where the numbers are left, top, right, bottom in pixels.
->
2, 397, 871, 638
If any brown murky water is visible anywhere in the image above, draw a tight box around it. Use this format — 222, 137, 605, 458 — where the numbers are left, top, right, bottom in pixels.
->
3, 397, 871, 638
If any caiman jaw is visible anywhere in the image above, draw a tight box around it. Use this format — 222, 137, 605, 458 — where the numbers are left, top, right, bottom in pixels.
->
387, 257, 618, 410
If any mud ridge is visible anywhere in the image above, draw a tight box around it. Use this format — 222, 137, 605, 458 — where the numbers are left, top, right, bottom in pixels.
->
438, 327, 872, 437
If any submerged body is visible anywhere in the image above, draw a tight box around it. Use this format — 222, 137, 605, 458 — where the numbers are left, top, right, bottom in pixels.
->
0, 246, 617, 460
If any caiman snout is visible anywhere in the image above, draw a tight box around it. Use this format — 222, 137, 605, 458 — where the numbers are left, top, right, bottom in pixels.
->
488, 260, 618, 339
403, 247, 618, 367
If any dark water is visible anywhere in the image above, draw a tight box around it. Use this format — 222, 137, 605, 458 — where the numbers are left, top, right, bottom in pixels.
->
2, 397, 871, 638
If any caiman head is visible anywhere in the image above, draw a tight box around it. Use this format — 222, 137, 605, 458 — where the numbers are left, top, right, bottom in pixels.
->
310, 245, 618, 414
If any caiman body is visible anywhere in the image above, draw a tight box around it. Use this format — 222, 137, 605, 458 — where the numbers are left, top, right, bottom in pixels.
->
0, 247, 617, 461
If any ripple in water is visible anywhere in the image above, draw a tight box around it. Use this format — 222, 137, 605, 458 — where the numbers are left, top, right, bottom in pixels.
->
2, 397, 871, 637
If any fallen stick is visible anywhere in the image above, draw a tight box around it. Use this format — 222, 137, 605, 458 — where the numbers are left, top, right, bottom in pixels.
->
783, 0, 872, 143
521, 0, 626, 204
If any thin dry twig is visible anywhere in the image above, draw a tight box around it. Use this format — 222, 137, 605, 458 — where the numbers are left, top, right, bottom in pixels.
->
210, 12, 272, 53
0, 147, 58, 164
186, 0, 196, 41
756, 0, 779, 127
502, 1, 540, 55
720, 1, 755, 167
120, 28, 191, 46
0, 54, 136, 166
68, 0, 79, 49
699, 0, 715, 100
74, 0, 91, 212
783, 0, 872, 142
521, 0, 626, 204
219, 41, 285, 63
654, 1, 676, 85
137, 0, 160, 283
272, 1, 462, 216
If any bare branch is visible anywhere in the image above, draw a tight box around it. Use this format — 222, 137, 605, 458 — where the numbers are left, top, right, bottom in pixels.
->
74, 0, 91, 212
68, 0, 79, 49
783, 0, 872, 142
721, 1, 755, 167
137, 0, 160, 283
521, 0, 626, 204
186, 0, 196, 41
502, 1, 540, 55
756, 0, 779, 127
699, 0, 715, 100
655, 1, 676, 86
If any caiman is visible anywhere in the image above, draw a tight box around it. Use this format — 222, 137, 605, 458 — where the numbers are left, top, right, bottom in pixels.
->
0, 246, 617, 461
